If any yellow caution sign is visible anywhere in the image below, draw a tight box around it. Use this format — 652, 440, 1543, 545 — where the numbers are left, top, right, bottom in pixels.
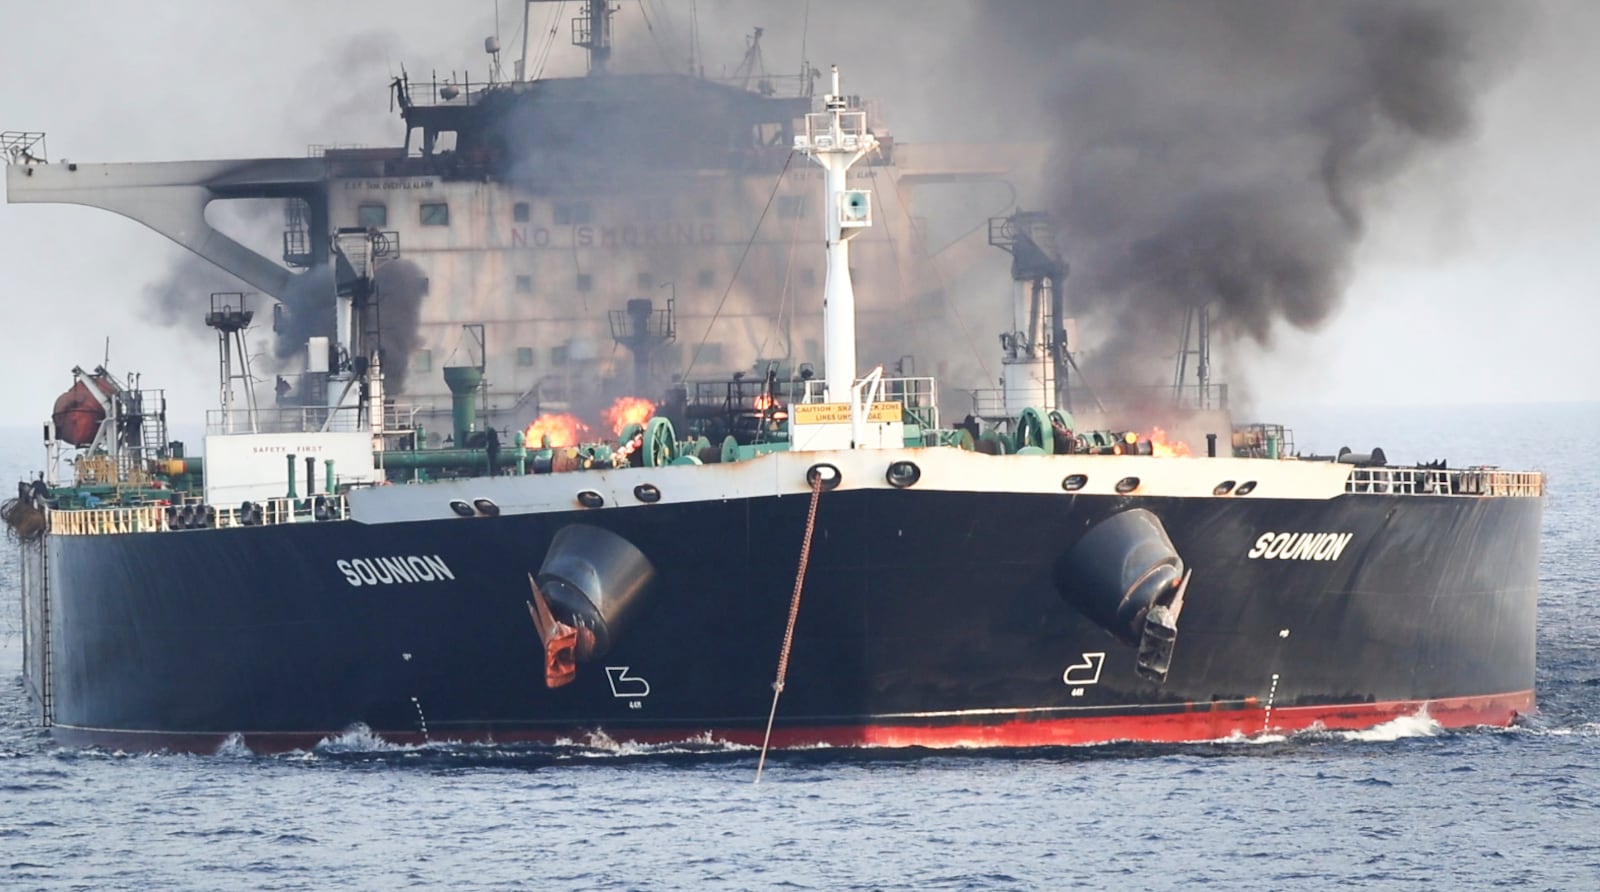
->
866, 402, 902, 423
792, 401, 902, 425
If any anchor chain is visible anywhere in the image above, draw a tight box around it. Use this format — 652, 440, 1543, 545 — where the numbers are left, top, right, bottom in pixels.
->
755, 471, 825, 783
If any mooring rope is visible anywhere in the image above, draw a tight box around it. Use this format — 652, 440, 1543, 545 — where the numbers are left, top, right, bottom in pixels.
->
755, 472, 825, 783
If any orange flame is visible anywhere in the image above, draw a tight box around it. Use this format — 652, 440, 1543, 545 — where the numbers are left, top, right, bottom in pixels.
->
524, 414, 592, 448
753, 393, 778, 411
603, 396, 656, 436
1144, 426, 1192, 457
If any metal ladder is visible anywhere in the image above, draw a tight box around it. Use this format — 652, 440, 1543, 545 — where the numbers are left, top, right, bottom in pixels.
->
37, 540, 53, 726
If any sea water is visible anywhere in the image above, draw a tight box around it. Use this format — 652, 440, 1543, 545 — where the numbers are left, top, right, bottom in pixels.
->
1, 403, 1596, 891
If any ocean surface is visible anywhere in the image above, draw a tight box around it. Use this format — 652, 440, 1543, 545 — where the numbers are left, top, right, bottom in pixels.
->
1, 403, 1596, 891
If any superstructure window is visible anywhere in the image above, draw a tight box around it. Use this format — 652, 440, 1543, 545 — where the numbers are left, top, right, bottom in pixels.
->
576, 273, 593, 292
697, 269, 715, 289
513, 202, 531, 223
637, 272, 653, 289
515, 275, 533, 294
420, 202, 450, 226
413, 349, 433, 372
357, 204, 388, 228
551, 345, 570, 367
516, 347, 536, 367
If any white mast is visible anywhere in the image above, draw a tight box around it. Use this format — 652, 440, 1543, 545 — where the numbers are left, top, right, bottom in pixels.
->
795, 65, 877, 404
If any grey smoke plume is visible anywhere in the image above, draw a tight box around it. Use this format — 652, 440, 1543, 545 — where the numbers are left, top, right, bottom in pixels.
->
138, 28, 425, 394
273, 265, 335, 365
993, 1, 1518, 389
131, 2, 1519, 408
141, 254, 257, 328
270, 258, 427, 395
678, 1, 1519, 400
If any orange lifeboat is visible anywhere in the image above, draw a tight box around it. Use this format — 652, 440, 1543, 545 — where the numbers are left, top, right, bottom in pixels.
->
51, 380, 108, 446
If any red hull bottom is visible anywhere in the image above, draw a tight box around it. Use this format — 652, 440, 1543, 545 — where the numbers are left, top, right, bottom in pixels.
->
48, 690, 1534, 756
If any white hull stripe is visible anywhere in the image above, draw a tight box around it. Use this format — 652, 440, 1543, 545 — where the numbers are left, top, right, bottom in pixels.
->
350, 448, 1367, 525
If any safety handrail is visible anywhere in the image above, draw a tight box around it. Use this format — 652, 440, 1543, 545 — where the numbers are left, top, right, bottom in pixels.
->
46, 495, 349, 535
1344, 467, 1544, 498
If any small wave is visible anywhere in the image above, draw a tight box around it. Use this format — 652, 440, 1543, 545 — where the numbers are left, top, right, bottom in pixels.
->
564, 729, 754, 758
1499, 720, 1600, 738
212, 732, 256, 759
281, 725, 758, 769
1335, 711, 1443, 742
308, 723, 430, 755
1206, 730, 1290, 746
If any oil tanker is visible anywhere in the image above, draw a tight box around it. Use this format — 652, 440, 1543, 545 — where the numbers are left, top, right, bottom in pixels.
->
2, 4, 1542, 754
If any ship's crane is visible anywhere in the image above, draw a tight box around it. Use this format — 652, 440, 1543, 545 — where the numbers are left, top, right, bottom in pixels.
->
1172, 301, 1214, 409
987, 211, 1079, 415
732, 27, 773, 95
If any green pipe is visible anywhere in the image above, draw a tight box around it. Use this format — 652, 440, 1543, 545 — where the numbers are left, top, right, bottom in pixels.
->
325, 459, 335, 494
379, 448, 503, 471
286, 453, 298, 499
514, 431, 527, 476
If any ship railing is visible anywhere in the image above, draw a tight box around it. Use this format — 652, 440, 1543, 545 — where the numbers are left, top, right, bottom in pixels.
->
206, 404, 416, 435
962, 383, 1231, 420
46, 505, 167, 536
797, 109, 871, 151
1344, 467, 1545, 498
211, 496, 351, 528
381, 403, 420, 434
207, 407, 339, 434
964, 388, 1011, 420
46, 495, 349, 535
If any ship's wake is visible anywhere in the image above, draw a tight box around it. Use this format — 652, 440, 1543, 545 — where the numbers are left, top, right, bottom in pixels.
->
248, 725, 760, 769
186, 708, 1539, 771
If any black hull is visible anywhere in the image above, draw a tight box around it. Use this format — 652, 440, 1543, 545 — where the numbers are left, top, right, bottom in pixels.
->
21, 474, 1541, 752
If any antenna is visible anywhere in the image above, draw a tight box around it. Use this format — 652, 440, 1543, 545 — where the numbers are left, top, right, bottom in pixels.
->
794, 65, 878, 404
486, 4, 504, 83
732, 26, 766, 92
799, 0, 812, 96
689, 0, 699, 75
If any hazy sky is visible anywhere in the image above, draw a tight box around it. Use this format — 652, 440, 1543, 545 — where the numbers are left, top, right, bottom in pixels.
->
1, 0, 1596, 430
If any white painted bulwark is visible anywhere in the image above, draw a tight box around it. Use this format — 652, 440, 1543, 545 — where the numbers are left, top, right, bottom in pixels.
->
204, 431, 379, 505
347, 448, 1363, 526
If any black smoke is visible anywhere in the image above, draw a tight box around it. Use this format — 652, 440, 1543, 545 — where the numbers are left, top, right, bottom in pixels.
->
272, 264, 335, 366
270, 258, 427, 395
372, 259, 428, 394
973, 0, 1519, 390
136, 27, 439, 395
666, 1, 1523, 400
132, 2, 1522, 405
